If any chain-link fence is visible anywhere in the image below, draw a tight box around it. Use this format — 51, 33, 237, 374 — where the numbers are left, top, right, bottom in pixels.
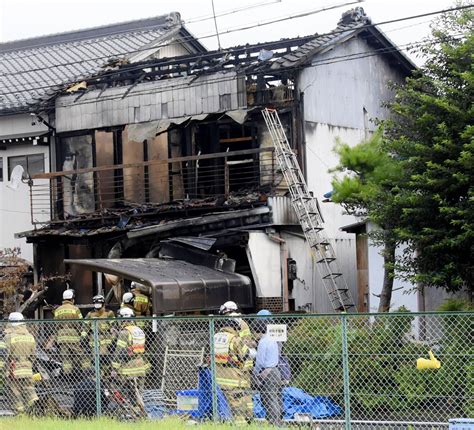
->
0, 312, 472, 428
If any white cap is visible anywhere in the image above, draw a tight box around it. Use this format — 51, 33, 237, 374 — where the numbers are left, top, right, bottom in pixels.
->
8, 312, 25, 325
118, 307, 135, 318
63, 289, 75, 301
122, 292, 134, 305
219, 300, 238, 315
130, 281, 139, 290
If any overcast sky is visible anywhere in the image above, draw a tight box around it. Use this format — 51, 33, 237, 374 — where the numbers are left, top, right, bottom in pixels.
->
0, 0, 456, 64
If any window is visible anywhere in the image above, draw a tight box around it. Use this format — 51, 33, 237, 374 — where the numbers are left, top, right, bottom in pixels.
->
8, 154, 45, 179
0, 157, 3, 182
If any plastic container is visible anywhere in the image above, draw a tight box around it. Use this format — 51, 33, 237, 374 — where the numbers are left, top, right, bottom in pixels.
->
176, 389, 200, 417
449, 419, 474, 430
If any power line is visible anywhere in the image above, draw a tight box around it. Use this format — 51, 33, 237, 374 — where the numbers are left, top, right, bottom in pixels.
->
32, 33, 463, 115
5, 33, 465, 118
211, 0, 222, 51
1, 2, 469, 81
185, 0, 281, 24
0, 4, 471, 101
0, 0, 360, 59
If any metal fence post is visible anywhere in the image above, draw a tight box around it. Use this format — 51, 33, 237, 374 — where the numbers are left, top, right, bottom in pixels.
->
209, 317, 218, 421
341, 314, 352, 430
92, 319, 102, 417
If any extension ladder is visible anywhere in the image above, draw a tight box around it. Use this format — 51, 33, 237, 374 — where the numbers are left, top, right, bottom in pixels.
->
262, 108, 356, 312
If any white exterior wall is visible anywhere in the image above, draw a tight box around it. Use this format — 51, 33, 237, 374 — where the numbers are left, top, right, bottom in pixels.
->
297, 36, 408, 312
0, 144, 50, 262
246, 231, 281, 298
366, 224, 418, 312
0, 114, 50, 262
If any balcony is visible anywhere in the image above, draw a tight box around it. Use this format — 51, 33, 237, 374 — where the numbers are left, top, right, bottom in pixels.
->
247, 83, 295, 107
29, 147, 279, 226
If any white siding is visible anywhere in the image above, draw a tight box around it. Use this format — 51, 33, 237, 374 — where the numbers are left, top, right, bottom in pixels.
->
246, 232, 281, 298
297, 36, 408, 312
0, 144, 50, 262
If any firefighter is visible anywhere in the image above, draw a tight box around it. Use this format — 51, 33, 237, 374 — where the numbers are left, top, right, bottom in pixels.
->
121, 285, 150, 330
219, 301, 257, 352
84, 294, 115, 374
120, 292, 135, 315
130, 282, 151, 317
53, 289, 88, 375
214, 318, 255, 424
111, 307, 150, 415
0, 312, 38, 414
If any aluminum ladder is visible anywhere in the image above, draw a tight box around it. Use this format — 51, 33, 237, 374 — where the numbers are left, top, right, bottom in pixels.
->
262, 108, 356, 312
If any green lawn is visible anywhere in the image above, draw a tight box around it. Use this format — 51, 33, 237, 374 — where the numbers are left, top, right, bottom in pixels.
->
0, 417, 271, 430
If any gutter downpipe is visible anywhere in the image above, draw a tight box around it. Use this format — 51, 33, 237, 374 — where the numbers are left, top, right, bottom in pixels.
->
268, 234, 289, 312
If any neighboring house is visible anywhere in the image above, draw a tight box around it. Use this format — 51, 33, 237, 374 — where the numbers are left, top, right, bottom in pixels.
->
0, 12, 205, 263
17, 8, 425, 314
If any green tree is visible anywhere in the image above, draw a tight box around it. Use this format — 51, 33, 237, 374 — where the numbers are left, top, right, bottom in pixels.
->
331, 130, 404, 311
332, 5, 473, 306
382, 4, 473, 294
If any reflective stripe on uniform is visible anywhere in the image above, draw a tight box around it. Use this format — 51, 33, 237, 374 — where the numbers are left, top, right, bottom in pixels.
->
242, 360, 254, 369
119, 368, 146, 376
10, 335, 34, 344
54, 309, 80, 318
215, 377, 250, 388
117, 339, 128, 348
239, 328, 251, 337
13, 368, 33, 378
57, 335, 80, 343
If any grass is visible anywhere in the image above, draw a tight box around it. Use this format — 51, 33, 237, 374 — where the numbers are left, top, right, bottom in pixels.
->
0, 416, 271, 430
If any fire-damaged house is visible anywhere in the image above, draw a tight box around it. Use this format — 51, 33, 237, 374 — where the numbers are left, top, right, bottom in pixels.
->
15, 7, 416, 316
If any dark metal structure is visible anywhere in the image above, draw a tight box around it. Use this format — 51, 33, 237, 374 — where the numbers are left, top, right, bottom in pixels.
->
64, 258, 252, 314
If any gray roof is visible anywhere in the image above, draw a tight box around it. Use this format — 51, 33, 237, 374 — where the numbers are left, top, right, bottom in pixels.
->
270, 7, 414, 73
0, 12, 204, 114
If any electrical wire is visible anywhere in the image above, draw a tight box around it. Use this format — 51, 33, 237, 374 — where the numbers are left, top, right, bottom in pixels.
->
0, 0, 361, 59
1, 0, 470, 99
0, 4, 471, 102
185, 0, 281, 24
2, 31, 463, 112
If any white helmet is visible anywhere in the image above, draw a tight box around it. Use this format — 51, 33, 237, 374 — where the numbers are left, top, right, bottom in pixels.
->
122, 292, 134, 305
219, 301, 238, 315
8, 312, 25, 325
130, 281, 142, 290
118, 307, 135, 318
63, 289, 75, 301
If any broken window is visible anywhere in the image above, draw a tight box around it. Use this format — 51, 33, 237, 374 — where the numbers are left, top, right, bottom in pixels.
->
59, 134, 94, 216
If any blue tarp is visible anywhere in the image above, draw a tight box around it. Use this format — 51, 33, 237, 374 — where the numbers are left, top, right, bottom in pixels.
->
176, 368, 341, 421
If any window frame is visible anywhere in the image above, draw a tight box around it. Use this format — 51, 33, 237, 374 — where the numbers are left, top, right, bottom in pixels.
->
8, 153, 45, 180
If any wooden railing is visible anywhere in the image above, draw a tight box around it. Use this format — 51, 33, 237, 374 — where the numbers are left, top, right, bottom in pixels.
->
29, 147, 277, 225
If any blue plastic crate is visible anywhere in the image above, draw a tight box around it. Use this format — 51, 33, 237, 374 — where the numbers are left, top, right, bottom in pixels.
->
449, 419, 474, 430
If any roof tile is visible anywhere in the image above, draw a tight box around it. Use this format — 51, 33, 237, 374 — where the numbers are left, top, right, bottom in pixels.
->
0, 13, 185, 113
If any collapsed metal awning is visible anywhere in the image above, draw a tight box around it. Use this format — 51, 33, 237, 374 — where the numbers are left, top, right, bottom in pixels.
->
64, 258, 252, 313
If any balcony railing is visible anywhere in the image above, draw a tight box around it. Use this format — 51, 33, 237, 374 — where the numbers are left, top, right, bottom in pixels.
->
29, 147, 278, 225
247, 83, 295, 107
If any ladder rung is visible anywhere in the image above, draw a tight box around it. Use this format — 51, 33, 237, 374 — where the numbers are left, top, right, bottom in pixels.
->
314, 241, 330, 246
322, 273, 342, 279
328, 288, 349, 296
335, 304, 355, 311
316, 257, 336, 263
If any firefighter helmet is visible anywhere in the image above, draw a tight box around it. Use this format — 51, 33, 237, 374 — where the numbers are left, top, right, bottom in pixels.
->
118, 307, 135, 318
219, 301, 238, 315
